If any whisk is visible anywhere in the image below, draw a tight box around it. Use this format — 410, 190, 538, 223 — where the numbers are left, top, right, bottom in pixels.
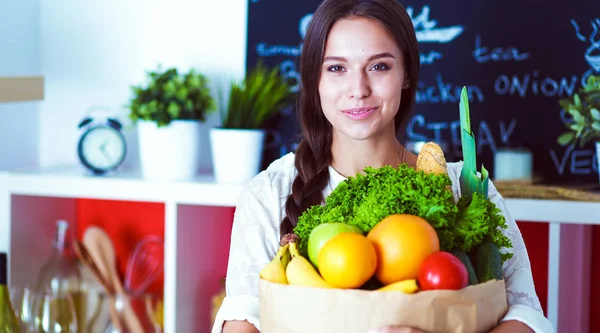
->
124, 235, 164, 295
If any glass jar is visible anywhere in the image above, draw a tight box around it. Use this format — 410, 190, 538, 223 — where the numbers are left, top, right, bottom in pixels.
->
31, 290, 78, 333
34, 220, 87, 333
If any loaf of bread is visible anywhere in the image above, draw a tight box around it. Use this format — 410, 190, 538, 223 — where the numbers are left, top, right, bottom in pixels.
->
416, 142, 448, 175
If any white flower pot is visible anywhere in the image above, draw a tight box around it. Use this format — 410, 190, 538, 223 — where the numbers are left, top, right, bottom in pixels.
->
210, 128, 266, 184
137, 120, 202, 181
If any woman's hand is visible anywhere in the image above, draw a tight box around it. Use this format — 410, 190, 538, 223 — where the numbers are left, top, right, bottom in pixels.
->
489, 320, 534, 333
222, 320, 260, 333
368, 326, 426, 333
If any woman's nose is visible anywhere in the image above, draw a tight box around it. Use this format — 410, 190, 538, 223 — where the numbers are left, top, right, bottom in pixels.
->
347, 71, 371, 99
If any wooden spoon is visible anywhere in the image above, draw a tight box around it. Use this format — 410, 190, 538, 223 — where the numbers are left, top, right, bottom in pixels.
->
83, 226, 145, 333
73, 240, 124, 332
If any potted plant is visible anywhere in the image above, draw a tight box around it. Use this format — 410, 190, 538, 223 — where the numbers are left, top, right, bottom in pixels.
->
128, 66, 215, 181
557, 74, 600, 182
210, 62, 293, 183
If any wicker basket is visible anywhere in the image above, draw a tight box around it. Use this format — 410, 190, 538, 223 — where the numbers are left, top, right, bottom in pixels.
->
494, 180, 600, 202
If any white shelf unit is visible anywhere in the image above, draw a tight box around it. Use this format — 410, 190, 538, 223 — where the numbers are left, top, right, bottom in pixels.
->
2, 166, 600, 332
500, 197, 600, 333
0, 166, 245, 333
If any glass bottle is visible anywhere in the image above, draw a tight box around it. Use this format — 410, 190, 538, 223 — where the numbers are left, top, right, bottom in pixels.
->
34, 220, 87, 333
0, 252, 20, 332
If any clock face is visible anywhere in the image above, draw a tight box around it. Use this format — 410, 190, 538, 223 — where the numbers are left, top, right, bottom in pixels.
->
78, 125, 126, 173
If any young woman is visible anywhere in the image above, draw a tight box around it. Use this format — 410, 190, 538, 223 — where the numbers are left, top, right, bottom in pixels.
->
212, 0, 553, 332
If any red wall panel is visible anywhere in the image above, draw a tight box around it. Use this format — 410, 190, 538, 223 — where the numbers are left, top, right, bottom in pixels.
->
516, 221, 549, 315
591, 226, 600, 333
75, 199, 165, 295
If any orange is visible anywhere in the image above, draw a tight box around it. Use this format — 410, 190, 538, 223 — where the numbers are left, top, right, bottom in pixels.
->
367, 214, 439, 285
317, 232, 377, 289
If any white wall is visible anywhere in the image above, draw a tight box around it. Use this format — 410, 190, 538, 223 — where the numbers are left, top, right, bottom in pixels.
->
0, 0, 41, 170
39, 0, 248, 172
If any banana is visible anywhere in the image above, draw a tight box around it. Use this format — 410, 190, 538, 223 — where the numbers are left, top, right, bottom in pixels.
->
279, 233, 297, 269
281, 245, 291, 269
377, 279, 419, 294
286, 240, 332, 289
259, 243, 290, 284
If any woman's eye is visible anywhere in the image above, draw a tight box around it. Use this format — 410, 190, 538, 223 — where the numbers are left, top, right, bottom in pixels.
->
371, 63, 390, 71
327, 65, 345, 72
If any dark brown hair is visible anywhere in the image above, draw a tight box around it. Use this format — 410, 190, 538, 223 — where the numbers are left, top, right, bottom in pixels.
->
280, 0, 420, 238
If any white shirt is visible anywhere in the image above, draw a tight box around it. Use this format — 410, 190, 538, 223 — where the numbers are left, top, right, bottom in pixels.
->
211, 152, 555, 333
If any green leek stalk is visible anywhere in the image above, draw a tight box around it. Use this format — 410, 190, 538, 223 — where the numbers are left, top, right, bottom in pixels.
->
0, 253, 20, 332
459, 87, 489, 199
480, 165, 489, 198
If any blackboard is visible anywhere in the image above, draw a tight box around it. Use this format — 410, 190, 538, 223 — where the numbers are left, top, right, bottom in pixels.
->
247, 0, 600, 184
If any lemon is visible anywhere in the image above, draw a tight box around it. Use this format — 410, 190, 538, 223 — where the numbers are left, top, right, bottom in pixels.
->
317, 232, 377, 289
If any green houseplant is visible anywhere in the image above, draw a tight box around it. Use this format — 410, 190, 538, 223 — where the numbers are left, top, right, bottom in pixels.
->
127, 66, 216, 181
210, 63, 293, 183
218, 62, 293, 129
557, 74, 600, 184
128, 66, 215, 127
557, 74, 600, 147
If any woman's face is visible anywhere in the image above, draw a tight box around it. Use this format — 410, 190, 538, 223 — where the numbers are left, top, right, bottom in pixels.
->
318, 16, 407, 142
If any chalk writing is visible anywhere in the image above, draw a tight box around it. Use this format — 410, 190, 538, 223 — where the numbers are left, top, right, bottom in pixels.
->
571, 18, 600, 71
473, 35, 530, 63
406, 114, 517, 156
279, 60, 300, 93
476, 122, 497, 154
571, 19, 600, 86
550, 145, 599, 175
494, 71, 578, 98
256, 43, 302, 57
405, 115, 428, 143
299, 14, 313, 39
407, 6, 437, 30
571, 150, 598, 174
296, 6, 464, 44
420, 51, 443, 65
416, 75, 484, 104
406, 5, 464, 43
582, 68, 597, 87
500, 119, 518, 144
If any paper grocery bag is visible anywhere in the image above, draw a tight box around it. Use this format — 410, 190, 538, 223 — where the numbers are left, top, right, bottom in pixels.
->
259, 279, 508, 333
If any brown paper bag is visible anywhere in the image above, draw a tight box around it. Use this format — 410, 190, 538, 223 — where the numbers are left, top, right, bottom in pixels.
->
259, 279, 508, 333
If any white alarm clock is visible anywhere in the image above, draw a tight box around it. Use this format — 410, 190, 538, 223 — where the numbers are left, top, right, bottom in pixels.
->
77, 116, 126, 174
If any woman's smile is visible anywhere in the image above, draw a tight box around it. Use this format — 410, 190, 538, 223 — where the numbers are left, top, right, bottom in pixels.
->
341, 106, 380, 120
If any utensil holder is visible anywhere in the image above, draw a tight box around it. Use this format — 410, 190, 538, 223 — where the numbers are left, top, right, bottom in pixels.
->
104, 292, 161, 333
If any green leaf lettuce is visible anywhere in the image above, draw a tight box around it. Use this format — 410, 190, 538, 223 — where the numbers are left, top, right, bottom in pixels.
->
293, 164, 513, 262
